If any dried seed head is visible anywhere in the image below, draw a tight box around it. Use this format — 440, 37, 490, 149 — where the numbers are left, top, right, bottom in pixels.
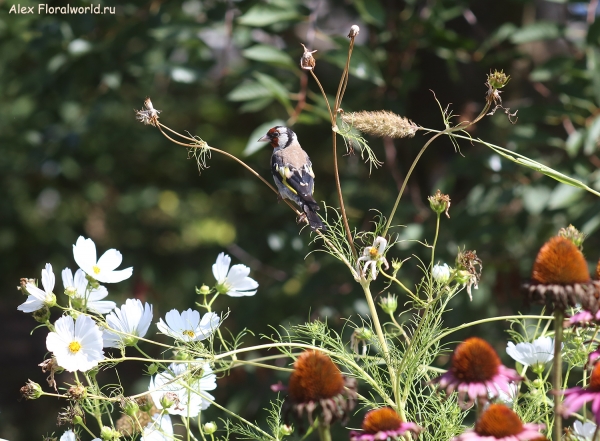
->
487, 70, 511, 90
67, 384, 87, 401
348, 25, 360, 38
135, 97, 161, 126
428, 189, 451, 218
532, 237, 590, 285
20, 380, 43, 400
300, 43, 317, 71
341, 111, 418, 139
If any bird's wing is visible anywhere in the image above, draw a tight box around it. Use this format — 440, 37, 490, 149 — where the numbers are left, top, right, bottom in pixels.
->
272, 152, 317, 204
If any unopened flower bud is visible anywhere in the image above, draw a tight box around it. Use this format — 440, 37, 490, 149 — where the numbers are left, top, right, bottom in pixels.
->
100, 425, 121, 440
348, 25, 360, 38
147, 363, 159, 375
558, 224, 585, 250
73, 415, 84, 426
33, 305, 51, 323
432, 263, 451, 284
197, 284, 211, 295
64, 285, 78, 297
379, 293, 398, 314
20, 380, 43, 400
173, 350, 193, 361
203, 421, 217, 435
300, 43, 317, 70
278, 424, 294, 437
428, 189, 451, 218
86, 274, 100, 289
121, 397, 139, 417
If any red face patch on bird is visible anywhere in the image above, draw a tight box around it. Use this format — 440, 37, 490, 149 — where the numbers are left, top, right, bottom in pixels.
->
267, 128, 279, 148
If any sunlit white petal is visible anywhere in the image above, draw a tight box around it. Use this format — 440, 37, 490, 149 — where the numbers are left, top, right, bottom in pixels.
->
46, 315, 104, 372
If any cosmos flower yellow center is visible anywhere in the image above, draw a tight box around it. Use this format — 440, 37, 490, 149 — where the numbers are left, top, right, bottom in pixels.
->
93, 265, 101, 275
183, 330, 195, 338
369, 247, 378, 258
69, 341, 82, 353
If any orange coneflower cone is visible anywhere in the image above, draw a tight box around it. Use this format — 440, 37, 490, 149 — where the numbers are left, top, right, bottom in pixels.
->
523, 237, 600, 312
283, 351, 357, 428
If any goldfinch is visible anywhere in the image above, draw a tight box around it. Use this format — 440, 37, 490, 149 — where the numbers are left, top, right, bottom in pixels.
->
258, 126, 326, 231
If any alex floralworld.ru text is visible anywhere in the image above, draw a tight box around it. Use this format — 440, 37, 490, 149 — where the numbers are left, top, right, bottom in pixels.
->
9, 4, 116, 14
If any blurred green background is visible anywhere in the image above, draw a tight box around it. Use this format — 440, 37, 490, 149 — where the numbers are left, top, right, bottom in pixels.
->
2, 0, 600, 439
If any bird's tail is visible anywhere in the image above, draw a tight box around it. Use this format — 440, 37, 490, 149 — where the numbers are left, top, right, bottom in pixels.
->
303, 204, 327, 231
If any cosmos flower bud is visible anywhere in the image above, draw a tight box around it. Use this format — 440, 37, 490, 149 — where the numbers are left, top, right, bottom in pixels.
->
197, 284, 211, 295
121, 397, 140, 417
100, 426, 121, 440
379, 294, 398, 314
278, 424, 294, 437
203, 422, 217, 435
147, 363, 159, 375
341, 111, 418, 139
487, 70, 511, 89
160, 392, 178, 410
432, 263, 451, 284
33, 305, 51, 323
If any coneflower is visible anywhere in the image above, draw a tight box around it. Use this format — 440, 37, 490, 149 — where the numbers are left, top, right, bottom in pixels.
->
283, 350, 357, 426
349, 407, 421, 441
561, 361, 600, 423
432, 337, 521, 408
341, 111, 418, 139
452, 404, 545, 441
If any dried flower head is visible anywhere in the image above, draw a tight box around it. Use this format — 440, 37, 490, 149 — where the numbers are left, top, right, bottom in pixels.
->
20, 380, 43, 400
453, 404, 544, 441
348, 25, 360, 38
455, 249, 482, 301
433, 337, 521, 408
428, 189, 451, 218
18, 277, 35, 294
284, 350, 357, 427
558, 224, 585, 249
57, 404, 84, 426
66, 384, 87, 401
523, 236, 600, 312
135, 97, 161, 127
300, 43, 317, 70
341, 111, 418, 139
487, 70, 511, 90
115, 396, 157, 436
39, 357, 62, 391
350, 407, 422, 441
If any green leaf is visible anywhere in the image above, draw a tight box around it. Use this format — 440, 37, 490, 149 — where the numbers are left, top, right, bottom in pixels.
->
584, 114, 600, 155
243, 119, 286, 156
253, 72, 292, 111
242, 45, 295, 69
227, 81, 271, 102
510, 21, 561, 44
353, 0, 384, 26
239, 97, 274, 113
238, 4, 300, 27
566, 129, 585, 157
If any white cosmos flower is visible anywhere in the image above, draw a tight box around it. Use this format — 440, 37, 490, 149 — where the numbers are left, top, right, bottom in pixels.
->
73, 236, 133, 283
506, 336, 555, 368
62, 268, 116, 314
212, 253, 258, 297
18, 263, 56, 313
356, 236, 389, 280
60, 429, 76, 441
46, 314, 104, 372
490, 382, 519, 406
103, 299, 153, 348
141, 413, 173, 441
573, 421, 597, 440
157, 309, 220, 342
149, 360, 216, 416
432, 263, 451, 283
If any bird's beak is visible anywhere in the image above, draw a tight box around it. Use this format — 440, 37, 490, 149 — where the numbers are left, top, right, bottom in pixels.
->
257, 134, 270, 142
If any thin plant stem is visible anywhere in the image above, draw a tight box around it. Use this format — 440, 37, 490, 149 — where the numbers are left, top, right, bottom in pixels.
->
553, 309, 564, 441
430, 212, 441, 297
317, 419, 332, 441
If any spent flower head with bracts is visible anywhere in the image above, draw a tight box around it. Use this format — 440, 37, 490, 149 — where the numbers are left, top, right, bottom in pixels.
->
561, 362, 600, 423
432, 263, 451, 284
506, 336, 555, 373
135, 97, 161, 127
62, 268, 115, 314
73, 236, 133, 284
452, 404, 544, 441
18, 263, 56, 313
284, 350, 357, 426
103, 299, 153, 348
523, 236, 600, 312
433, 337, 522, 408
349, 407, 422, 441
341, 111, 418, 139
429, 189, 451, 218
157, 309, 220, 342
455, 249, 482, 301
357, 236, 389, 280
213, 252, 258, 297
46, 314, 105, 372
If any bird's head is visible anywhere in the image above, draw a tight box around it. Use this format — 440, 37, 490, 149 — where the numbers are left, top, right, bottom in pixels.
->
258, 126, 296, 149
